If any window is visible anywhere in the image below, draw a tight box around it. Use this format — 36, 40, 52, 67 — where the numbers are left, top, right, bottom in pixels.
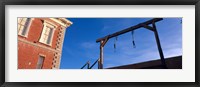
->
36, 55, 45, 69
39, 21, 55, 45
18, 18, 31, 36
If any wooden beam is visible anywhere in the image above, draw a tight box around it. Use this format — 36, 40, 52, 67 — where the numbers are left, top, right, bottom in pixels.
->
152, 22, 167, 69
96, 18, 163, 42
101, 36, 109, 47
81, 61, 90, 69
89, 58, 99, 69
99, 41, 104, 69
141, 24, 155, 31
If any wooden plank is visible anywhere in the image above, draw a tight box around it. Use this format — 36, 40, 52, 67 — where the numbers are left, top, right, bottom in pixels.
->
99, 41, 104, 69
140, 24, 155, 31
96, 18, 163, 42
152, 22, 167, 69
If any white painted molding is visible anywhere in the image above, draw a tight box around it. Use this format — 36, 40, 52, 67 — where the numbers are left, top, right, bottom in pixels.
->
49, 18, 72, 28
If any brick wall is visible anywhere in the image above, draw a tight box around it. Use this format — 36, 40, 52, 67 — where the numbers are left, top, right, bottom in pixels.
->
18, 41, 54, 69
18, 18, 69, 69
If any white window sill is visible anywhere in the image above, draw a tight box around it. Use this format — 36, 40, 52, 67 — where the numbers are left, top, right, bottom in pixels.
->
18, 34, 28, 38
38, 41, 52, 47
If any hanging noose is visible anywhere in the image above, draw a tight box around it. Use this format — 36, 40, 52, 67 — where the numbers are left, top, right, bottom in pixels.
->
114, 36, 117, 52
131, 30, 136, 48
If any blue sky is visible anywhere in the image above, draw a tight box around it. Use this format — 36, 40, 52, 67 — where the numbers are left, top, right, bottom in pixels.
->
60, 18, 182, 69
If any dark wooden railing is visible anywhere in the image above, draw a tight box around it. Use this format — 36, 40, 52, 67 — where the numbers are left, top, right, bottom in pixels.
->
81, 58, 100, 69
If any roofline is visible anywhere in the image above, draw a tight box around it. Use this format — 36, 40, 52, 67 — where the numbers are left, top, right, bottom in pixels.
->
49, 18, 73, 28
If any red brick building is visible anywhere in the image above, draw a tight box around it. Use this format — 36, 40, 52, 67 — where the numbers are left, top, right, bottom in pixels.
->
18, 18, 72, 69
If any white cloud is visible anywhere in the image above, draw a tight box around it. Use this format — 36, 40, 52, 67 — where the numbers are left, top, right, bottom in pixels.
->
164, 47, 182, 58
81, 42, 97, 49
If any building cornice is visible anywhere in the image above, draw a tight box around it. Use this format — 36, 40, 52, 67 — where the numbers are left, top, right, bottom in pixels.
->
49, 18, 73, 28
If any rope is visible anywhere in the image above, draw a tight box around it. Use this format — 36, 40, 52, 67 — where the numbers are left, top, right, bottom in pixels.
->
131, 30, 136, 48
114, 36, 117, 52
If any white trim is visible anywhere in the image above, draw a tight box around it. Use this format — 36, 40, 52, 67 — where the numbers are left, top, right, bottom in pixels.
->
49, 27, 55, 46
43, 20, 57, 28
39, 21, 56, 46
57, 27, 66, 69
18, 18, 33, 38
49, 18, 72, 28
24, 18, 33, 37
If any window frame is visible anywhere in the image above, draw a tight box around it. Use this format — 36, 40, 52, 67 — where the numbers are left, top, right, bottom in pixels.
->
36, 55, 45, 69
17, 18, 33, 37
39, 20, 56, 46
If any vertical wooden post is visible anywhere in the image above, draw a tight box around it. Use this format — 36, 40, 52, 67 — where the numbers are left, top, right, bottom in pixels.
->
99, 40, 104, 69
152, 22, 167, 69
98, 59, 100, 69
